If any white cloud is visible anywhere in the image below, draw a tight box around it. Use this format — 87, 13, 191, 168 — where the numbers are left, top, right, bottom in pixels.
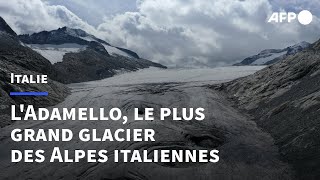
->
96, 0, 320, 67
0, 0, 319, 67
270, 0, 320, 14
0, 0, 95, 34
44, 0, 137, 26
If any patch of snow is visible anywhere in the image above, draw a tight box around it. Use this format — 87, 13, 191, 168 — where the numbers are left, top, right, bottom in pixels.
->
252, 51, 287, 65
288, 41, 310, 54
63, 29, 135, 59
112, 68, 132, 75
19, 41, 26, 47
291, 41, 310, 49
79, 36, 96, 42
101, 44, 133, 58
27, 44, 87, 64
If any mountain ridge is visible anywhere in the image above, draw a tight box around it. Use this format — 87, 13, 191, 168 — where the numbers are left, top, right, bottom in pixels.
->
18, 25, 166, 83
19, 26, 140, 59
234, 41, 311, 66
0, 17, 17, 37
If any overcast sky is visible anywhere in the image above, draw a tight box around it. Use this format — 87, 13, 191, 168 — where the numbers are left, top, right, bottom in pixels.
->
0, 0, 320, 67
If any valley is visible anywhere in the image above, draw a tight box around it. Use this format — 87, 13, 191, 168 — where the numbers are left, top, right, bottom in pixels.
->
0, 12, 319, 179
0, 67, 293, 180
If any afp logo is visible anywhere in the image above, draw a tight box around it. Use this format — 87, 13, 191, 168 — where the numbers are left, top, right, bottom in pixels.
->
268, 10, 313, 25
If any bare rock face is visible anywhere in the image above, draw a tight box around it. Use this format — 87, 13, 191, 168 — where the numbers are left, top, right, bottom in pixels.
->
0, 17, 16, 37
0, 33, 58, 78
53, 42, 166, 84
0, 62, 69, 127
222, 39, 320, 179
0, 23, 70, 127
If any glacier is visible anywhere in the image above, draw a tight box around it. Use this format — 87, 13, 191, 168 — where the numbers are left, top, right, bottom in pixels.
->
0, 66, 293, 180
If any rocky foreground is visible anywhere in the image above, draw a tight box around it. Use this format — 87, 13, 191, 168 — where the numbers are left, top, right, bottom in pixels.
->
0, 29, 69, 128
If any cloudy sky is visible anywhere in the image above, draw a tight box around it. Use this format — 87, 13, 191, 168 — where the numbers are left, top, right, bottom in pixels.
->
0, 0, 319, 67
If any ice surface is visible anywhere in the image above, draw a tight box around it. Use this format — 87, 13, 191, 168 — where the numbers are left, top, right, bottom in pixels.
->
71, 66, 266, 88
27, 44, 87, 64
0, 66, 292, 179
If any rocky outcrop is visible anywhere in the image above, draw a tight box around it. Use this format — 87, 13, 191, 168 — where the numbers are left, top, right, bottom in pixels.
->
0, 17, 16, 37
19, 27, 90, 45
53, 42, 165, 83
0, 20, 69, 127
221, 39, 320, 179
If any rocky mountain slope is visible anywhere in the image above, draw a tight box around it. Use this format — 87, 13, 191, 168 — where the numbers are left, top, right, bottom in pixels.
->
0, 17, 69, 127
19, 27, 166, 83
0, 17, 16, 37
221, 39, 320, 179
234, 41, 311, 66
0, 15, 167, 127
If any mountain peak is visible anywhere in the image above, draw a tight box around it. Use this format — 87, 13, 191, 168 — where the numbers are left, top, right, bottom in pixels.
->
18, 26, 142, 59
58, 26, 88, 37
291, 41, 310, 48
234, 41, 311, 66
0, 16, 17, 36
